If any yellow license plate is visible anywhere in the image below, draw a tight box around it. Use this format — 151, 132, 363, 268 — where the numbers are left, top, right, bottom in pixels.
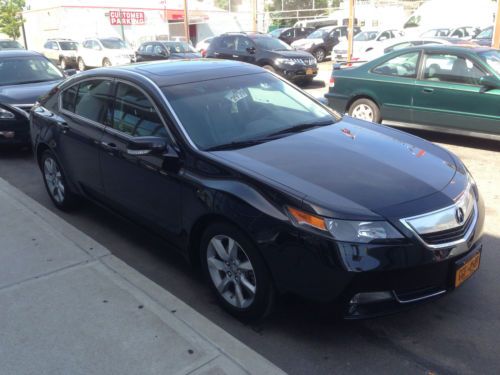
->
455, 252, 481, 288
306, 68, 314, 75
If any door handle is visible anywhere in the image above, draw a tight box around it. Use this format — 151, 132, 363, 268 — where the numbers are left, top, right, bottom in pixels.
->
56, 121, 69, 133
422, 87, 434, 93
232, 55, 239, 58
101, 141, 117, 150
213, 52, 220, 56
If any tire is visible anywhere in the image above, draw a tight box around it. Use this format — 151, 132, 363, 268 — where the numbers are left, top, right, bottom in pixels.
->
200, 222, 275, 321
40, 150, 80, 211
103, 58, 111, 67
78, 57, 86, 71
313, 48, 326, 63
262, 65, 276, 73
59, 57, 66, 70
348, 98, 381, 123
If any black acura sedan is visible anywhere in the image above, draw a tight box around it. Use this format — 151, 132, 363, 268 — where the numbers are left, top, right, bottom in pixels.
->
30, 59, 484, 320
0, 50, 66, 145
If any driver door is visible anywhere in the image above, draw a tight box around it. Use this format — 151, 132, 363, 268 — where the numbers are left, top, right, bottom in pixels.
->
233, 36, 256, 64
99, 81, 182, 235
412, 51, 500, 134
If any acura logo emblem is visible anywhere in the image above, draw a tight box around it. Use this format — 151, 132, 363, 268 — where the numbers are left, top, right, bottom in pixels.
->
455, 207, 465, 224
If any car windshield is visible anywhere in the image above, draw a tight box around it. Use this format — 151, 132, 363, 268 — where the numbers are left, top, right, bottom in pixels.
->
100, 39, 127, 49
269, 28, 284, 37
162, 73, 337, 150
162, 42, 196, 53
253, 37, 292, 51
354, 31, 378, 41
59, 41, 78, 50
476, 28, 493, 39
479, 50, 500, 75
0, 56, 63, 86
307, 29, 329, 39
0, 40, 23, 49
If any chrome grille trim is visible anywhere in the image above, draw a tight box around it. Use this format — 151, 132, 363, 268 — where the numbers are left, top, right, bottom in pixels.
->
400, 186, 478, 250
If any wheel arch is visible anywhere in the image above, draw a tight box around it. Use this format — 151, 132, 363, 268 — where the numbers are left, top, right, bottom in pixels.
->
346, 94, 380, 113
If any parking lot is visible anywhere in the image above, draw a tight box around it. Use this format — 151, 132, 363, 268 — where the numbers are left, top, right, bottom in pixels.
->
1, 64, 499, 374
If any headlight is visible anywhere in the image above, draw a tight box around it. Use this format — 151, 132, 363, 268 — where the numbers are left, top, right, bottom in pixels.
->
0, 107, 15, 120
325, 219, 403, 243
287, 206, 403, 243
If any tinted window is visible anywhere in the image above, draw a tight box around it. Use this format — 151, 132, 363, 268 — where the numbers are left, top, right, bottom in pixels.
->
61, 86, 78, 112
0, 40, 23, 49
372, 52, 419, 78
83, 40, 91, 48
423, 54, 486, 85
74, 80, 113, 124
162, 73, 334, 150
162, 42, 196, 53
220, 36, 236, 50
235, 36, 253, 52
100, 38, 127, 49
112, 83, 167, 137
59, 41, 78, 50
154, 45, 164, 54
145, 44, 154, 53
476, 27, 492, 39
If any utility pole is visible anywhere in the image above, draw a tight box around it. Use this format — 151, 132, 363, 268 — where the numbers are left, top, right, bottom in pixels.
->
119, 8, 125, 40
493, 0, 500, 48
252, 0, 257, 32
183, 0, 190, 43
347, 0, 355, 63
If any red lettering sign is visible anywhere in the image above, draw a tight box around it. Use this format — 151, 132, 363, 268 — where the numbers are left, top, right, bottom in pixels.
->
110, 11, 145, 25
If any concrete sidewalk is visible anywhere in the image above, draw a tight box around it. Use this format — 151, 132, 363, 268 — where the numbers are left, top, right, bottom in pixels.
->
0, 177, 285, 375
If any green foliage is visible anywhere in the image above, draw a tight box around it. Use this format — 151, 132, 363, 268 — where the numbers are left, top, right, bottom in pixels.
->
266, 0, 341, 29
0, 0, 25, 40
215, 0, 229, 11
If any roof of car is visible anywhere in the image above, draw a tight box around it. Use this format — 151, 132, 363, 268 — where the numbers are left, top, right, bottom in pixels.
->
77, 59, 265, 87
0, 49, 42, 58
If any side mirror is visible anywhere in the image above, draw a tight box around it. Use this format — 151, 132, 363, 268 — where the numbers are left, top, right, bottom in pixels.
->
64, 69, 78, 77
479, 75, 500, 92
126, 136, 168, 156
246, 47, 256, 54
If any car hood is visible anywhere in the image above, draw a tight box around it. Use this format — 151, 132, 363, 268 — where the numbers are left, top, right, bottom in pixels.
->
170, 52, 202, 59
292, 38, 323, 47
0, 80, 61, 105
210, 119, 457, 219
269, 50, 314, 58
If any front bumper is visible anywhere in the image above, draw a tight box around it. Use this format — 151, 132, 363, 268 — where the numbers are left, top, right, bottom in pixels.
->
258, 192, 485, 318
0, 118, 30, 145
276, 64, 318, 81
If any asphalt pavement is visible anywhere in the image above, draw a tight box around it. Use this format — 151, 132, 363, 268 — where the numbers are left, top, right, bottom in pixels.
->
1, 68, 500, 374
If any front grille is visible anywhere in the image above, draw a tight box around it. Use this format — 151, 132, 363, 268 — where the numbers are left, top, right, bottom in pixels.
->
401, 185, 477, 249
421, 208, 475, 245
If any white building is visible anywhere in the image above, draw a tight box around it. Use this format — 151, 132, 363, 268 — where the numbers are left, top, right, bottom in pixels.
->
22, 0, 252, 51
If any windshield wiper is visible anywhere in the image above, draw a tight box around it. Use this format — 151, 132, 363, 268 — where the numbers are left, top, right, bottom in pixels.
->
206, 138, 270, 151
267, 120, 333, 137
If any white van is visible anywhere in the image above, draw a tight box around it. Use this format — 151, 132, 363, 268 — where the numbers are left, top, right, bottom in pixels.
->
402, 0, 495, 37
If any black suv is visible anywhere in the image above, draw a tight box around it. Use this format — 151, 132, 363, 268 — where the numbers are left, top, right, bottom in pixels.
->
291, 25, 361, 62
206, 32, 317, 83
269, 27, 315, 45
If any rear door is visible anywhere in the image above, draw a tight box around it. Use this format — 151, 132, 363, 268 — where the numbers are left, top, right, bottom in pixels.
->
233, 36, 257, 64
99, 81, 182, 235
57, 79, 113, 195
215, 35, 237, 60
412, 51, 500, 134
135, 43, 150, 62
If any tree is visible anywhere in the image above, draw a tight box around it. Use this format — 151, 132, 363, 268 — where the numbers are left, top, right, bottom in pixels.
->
0, 0, 25, 40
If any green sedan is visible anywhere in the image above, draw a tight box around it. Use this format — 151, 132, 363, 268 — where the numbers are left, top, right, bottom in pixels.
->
325, 45, 500, 140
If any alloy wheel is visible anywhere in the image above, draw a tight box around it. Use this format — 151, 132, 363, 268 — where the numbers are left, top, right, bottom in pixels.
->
314, 49, 325, 62
351, 104, 374, 121
206, 235, 257, 309
44, 157, 65, 204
